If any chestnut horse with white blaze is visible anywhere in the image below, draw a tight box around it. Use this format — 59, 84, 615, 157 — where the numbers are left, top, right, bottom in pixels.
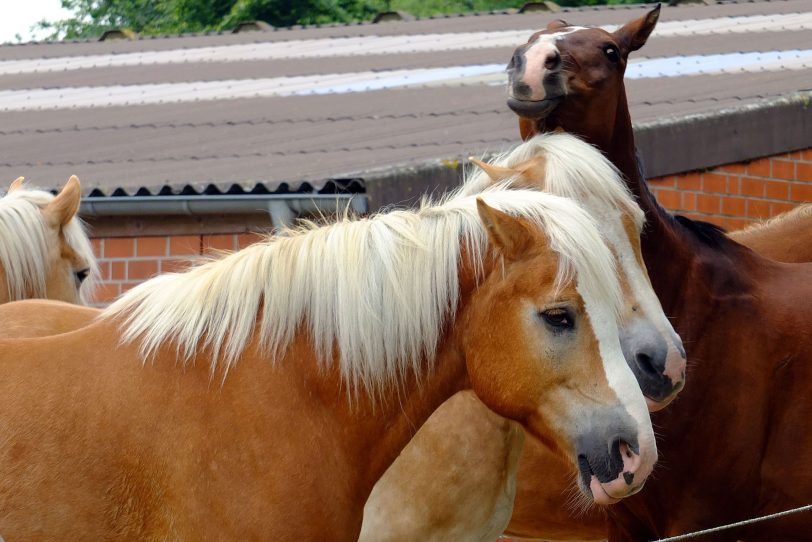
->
0, 176, 96, 304
0, 188, 656, 540
508, 6, 812, 540
361, 133, 684, 541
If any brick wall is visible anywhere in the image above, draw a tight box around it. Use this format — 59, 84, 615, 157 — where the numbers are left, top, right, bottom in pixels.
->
91, 232, 264, 305
648, 148, 812, 230
89, 147, 812, 306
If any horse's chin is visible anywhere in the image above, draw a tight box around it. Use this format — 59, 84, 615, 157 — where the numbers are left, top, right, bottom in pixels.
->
507, 96, 563, 120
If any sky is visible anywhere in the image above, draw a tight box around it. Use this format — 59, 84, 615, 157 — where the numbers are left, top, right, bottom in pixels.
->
0, 0, 71, 44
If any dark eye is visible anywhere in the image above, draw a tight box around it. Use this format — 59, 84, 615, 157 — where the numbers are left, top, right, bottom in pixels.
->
540, 308, 575, 330
75, 268, 90, 284
604, 46, 620, 63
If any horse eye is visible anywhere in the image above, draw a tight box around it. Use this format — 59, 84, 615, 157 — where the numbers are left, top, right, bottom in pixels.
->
75, 268, 90, 283
540, 308, 575, 330
604, 46, 620, 63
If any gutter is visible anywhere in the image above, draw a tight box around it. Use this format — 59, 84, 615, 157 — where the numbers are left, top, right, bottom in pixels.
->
79, 193, 368, 228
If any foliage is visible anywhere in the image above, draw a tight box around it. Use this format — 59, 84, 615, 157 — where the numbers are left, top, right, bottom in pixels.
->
37, 0, 656, 40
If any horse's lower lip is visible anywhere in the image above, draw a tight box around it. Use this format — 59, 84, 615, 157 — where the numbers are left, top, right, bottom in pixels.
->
506, 96, 563, 119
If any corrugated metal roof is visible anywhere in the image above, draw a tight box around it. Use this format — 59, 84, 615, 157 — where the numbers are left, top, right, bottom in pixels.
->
0, 0, 809, 199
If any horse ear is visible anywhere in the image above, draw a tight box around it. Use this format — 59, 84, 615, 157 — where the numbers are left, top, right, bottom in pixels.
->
546, 19, 569, 31
476, 198, 534, 262
613, 4, 659, 54
8, 177, 25, 193
44, 175, 82, 227
469, 157, 516, 182
515, 156, 547, 183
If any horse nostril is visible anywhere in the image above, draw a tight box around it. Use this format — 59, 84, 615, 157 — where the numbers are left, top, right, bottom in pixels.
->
545, 51, 561, 71
635, 351, 657, 376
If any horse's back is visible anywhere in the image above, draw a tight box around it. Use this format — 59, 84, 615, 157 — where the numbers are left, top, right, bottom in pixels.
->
0, 299, 98, 339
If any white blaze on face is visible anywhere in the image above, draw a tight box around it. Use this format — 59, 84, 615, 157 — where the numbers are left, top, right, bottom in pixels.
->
589, 200, 685, 387
574, 229, 656, 459
516, 27, 585, 101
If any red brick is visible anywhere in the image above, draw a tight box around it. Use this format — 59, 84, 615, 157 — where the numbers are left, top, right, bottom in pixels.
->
784, 151, 802, 160
746, 158, 771, 177
121, 283, 140, 295
160, 258, 194, 274
94, 283, 120, 304
789, 183, 812, 202
104, 238, 134, 258
111, 261, 126, 281
771, 160, 796, 181
740, 177, 765, 198
765, 180, 790, 200
727, 177, 740, 195
98, 261, 111, 281
655, 188, 681, 210
202, 234, 235, 252
237, 232, 264, 249
136, 236, 167, 257
699, 215, 725, 228
770, 202, 796, 216
727, 218, 753, 231
801, 149, 812, 161
696, 194, 721, 214
798, 163, 812, 182
676, 173, 702, 191
702, 173, 727, 193
91, 239, 102, 255
718, 163, 747, 175
681, 192, 697, 211
650, 175, 676, 188
721, 197, 747, 217
127, 260, 158, 280
747, 199, 771, 219
169, 235, 200, 256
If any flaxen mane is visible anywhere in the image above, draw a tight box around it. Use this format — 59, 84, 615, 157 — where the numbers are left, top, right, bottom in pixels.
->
0, 187, 97, 303
460, 132, 645, 229
103, 188, 621, 393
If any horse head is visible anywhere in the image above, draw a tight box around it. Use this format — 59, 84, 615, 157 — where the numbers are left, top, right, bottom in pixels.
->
466, 196, 657, 504
1, 176, 96, 304
507, 6, 659, 146
466, 133, 686, 410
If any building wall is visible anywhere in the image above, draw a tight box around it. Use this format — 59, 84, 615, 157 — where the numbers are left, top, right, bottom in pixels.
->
648, 147, 812, 230
89, 146, 812, 305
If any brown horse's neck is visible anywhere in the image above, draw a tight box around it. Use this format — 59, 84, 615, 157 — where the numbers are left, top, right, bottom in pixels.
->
578, 89, 756, 327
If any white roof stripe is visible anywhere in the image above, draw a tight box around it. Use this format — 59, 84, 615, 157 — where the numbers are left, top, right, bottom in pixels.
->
0, 12, 809, 76
0, 48, 810, 112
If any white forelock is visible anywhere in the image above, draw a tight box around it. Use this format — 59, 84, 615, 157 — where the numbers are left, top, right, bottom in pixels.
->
460, 132, 645, 230
102, 187, 621, 395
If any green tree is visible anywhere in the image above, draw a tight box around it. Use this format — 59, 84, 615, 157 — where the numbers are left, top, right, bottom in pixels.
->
38, 0, 653, 41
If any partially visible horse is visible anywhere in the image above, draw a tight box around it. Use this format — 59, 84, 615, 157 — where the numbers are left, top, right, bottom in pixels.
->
508, 6, 812, 540
361, 133, 684, 541
730, 204, 812, 263
508, 4, 811, 265
0, 175, 96, 304
0, 188, 657, 539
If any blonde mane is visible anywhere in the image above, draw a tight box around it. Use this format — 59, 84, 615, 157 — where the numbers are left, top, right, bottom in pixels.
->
459, 132, 645, 229
733, 203, 812, 234
103, 188, 621, 393
0, 187, 97, 303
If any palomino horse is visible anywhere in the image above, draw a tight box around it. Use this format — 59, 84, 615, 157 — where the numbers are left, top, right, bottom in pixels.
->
508, 6, 812, 540
361, 133, 684, 541
0, 176, 96, 304
729, 204, 812, 263
0, 188, 657, 539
